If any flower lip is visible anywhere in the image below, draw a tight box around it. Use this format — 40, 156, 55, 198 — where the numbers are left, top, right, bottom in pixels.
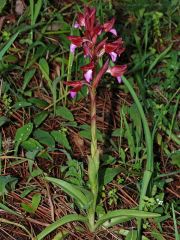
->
109, 52, 117, 62
80, 61, 94, 71
64, 81, 84, 98
67, 36, 83, 47
84, 69, 93, 82
103, 18, 115, 32
105, 42, 118, 53
107, 65, 127, 77
76, 12, 85, 27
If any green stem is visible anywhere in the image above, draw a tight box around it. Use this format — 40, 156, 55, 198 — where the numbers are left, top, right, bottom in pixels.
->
87, 87, 99, 232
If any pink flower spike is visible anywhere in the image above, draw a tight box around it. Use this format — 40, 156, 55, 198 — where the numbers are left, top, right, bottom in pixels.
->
117, 76, 122, 83
110, 28, 117, 36
70, 43, 76, 53
109, 52, 117, 62
84, 69, 93, 82
70, 91, 77, 98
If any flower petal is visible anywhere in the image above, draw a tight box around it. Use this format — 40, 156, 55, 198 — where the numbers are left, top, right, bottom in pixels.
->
84, 69, 93, 82
74, 22, 80, 28
109, 52, 117, 62
103, 18, 115, 32
70, 91, 77, 98
117, 76, 122, 83
108, 65, 127, 77
70, 43, 77, 53
110, 28, 117, 36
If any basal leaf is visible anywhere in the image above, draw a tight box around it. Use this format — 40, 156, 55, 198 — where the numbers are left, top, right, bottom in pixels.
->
95, 209, 160, 229
36, 214, 87, 240
45, 177, 88, 208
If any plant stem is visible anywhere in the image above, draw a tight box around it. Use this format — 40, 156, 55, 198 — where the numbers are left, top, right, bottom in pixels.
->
87, 87, 99, 232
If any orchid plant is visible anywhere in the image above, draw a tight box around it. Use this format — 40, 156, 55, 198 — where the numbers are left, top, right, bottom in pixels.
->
37, 7, 159, 240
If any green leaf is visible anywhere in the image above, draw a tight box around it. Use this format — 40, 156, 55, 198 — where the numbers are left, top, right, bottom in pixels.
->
33, 0, 42, 24
52, 231, 69, 240
112, 128, 124, 137
12, 101, 32, 110
0, 116, 9, 127
101, 154, 116, 165
171, 151, 180, 168
103, 216, 133, 228
51, 130, 71, 150
34, 111, 49, 127
33, 129, 55, 147
0, 175, 18, 196
22, 68, 36, 91
39, 58, 52, 91
99, 167, 121, 186
36, 214, 87, 240
151, 231, 166, 240
125, 230, 137, 240
0, 0, 7, 13
21, 202, 34, 213
0, 202, 22, 217
14, 123, 33, 152
95, 209, 160, 229
28, 97, 49, 108
21, 138, 43, 152
21, 193, 41, 213
79, 129, 103, 142
56, 106, 74, 121
45, 177, 88, 208
0, 32, 19, 60
20, 187, 35, 198
31, 193, 41, 212
129, 103, 142, 139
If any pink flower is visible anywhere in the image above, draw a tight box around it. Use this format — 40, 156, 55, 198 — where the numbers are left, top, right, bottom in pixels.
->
74, 12, 85, 28
105, 38, 125, 62
67, 36, 83, 53
81, 61, 94, 82
106, 65, 127, 83
64, 81, 83, 98
103, 18, 117, 36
